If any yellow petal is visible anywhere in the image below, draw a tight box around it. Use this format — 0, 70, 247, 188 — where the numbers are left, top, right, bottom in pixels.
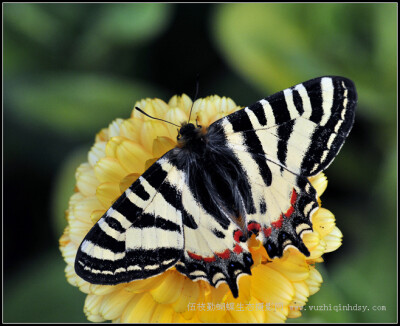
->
140, 120, 171, 150
61, 239, 78, 265
171, 311, 197, 323
305, 266, 323, 295
308, 172, 327, 197
171, 276, 200, 313
251, 264, 295, 305
289, 281, 310, 307
89, 283, 124, 296
152, 98, 171, 117
107, 118, 123, 138
96, 182, 122, 209
149, 302, 174, 323
132, 99, 158, 121
59, 229, 70, 248
119, 119, 142, 143
116, 138, 153, 173
105, 136, 123, 158
120, 292, 158, 323
287, 281, 310, 318
228, 297, 266, 323
150, 271, 185, 304
125, 273, 166, 293
152, 136, 176, 157
164, 107, 188, 138
95, 128, 109, 142
312, 208, 336, 237
145, 158, 159, 170
224, 274, 252, 305
84, 294, 105, 321
99, 287, 135, 320
265, 305, 289, 323
88, 141, 106, 167
269, 250, 310, 282
168, 94, 193, 114
210, 96, 238, 115
119, 173, 140, 193
287, 309, 302, 319
198, 283, 228, 322
76, 163, 99, 197
94, 157, 128, 183
91, 209, 106, 224
302, 231, 320, 252
72, 196, 103, 222
191, 98, 217, 125
180, 308, 196, 321
323, 226, 343, 253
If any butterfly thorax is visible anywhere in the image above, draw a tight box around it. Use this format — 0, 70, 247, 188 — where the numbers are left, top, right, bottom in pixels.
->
177, 122, 207, 152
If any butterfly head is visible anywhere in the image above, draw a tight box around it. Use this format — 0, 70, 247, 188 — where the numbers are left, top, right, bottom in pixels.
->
177, 122, 206, 148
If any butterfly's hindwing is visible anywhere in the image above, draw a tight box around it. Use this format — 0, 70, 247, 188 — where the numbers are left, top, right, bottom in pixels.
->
75, 76, 356, 298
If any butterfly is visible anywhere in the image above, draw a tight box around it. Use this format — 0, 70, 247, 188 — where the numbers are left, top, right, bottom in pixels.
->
75, 76, 357, 298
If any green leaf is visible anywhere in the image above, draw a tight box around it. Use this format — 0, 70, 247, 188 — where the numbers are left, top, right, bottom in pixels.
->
5, 73, 165, 139
4, 249, 87, 322
212, 3, 397, 124
292, 266, 355, 323
96, 3, 172, 44
4, 3, 64, 46
74, 4, 173, 66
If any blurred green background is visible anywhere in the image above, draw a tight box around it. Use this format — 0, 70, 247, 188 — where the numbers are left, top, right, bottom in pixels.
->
3, 3, 397, 323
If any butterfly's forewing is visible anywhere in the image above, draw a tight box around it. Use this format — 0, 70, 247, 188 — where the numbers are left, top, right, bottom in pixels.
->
214, 76, 356, 176
75, 157, 184, 284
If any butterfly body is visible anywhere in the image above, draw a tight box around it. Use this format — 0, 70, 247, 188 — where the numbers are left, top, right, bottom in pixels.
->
75, 76, 357, 298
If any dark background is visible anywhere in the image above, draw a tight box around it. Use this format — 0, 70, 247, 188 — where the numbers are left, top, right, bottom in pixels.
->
3, 3, 397, 322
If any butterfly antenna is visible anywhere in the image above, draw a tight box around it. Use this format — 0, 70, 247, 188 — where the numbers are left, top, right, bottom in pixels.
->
134, 107, 180, 127
188, 74, 200, 124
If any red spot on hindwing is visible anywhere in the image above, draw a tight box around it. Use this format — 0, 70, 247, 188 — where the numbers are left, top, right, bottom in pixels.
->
291, 188, 298, 205
188, 251, 203, 261
247, 222, 261, 233
263, 227, 272, 238
285, 188, 298, 218
233, 230, 243, 243
216, 249, 231, 259
272, 215, 283, 228
233, 244, 243, 254
203, 256, 216, 263
285, 206, 295, 218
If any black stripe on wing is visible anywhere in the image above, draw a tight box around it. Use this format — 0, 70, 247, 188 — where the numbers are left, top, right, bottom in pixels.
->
300, 77, 356, 175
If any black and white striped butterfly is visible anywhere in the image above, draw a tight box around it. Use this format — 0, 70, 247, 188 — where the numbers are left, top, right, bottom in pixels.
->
75, 76, 357, 298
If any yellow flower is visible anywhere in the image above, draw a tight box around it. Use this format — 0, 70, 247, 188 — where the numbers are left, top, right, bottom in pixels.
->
60, 94, 343, 323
